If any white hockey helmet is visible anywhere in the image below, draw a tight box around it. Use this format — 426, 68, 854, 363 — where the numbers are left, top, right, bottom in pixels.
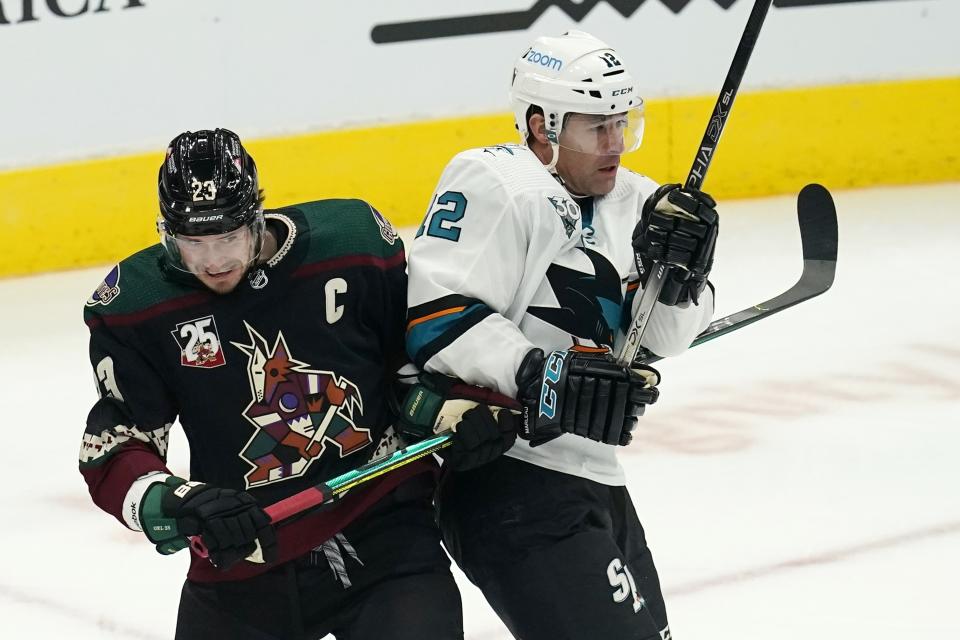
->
510, 31, 645, 165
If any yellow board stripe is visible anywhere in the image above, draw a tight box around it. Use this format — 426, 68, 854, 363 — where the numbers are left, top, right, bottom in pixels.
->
1, 76, 957, 278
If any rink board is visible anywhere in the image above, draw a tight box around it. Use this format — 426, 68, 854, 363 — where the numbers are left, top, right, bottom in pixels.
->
2, 76, 958, 278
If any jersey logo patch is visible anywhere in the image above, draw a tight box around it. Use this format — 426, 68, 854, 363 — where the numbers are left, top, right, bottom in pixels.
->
481, 144, 517, 156
248, 268, 269, 290
232, 322, 371, 489
369, 205, 398, 246
547, 195, 581, 238
171, 315, 227, 368
86, 265, 121, 307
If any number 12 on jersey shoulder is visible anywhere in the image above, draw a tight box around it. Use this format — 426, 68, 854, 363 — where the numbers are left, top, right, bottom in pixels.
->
416, 191, 467, 242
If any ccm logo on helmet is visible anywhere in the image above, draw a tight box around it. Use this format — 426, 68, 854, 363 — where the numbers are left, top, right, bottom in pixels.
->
612, 87, 633, 96
523, 48, 563, 71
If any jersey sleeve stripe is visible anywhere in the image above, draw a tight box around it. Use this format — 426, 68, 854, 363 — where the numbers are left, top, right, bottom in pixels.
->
85, 291, 211, 329
407, 305, 468, 330
407, 294, 486, 321
293, 251, 405, 279
406, 303, 495, 370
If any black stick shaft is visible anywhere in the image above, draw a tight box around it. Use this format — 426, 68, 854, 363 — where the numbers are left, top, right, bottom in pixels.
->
686, 0, 773, 190
619, 0, 774, 366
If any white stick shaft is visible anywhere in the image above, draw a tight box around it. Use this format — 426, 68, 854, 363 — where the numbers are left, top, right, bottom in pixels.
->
618, 264, 669, 366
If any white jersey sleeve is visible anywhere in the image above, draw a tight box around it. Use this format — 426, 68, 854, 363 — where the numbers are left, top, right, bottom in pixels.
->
406, 146, 543, 396
635, 284, 715, 357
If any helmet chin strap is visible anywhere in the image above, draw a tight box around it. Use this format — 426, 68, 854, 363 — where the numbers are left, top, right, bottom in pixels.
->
519, 131, 561, 173
545, 142, 560, 172
521, 139, 587, 197
524, 130, 585, 196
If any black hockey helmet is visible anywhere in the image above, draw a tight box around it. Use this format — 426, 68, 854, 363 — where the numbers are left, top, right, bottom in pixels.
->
158, 128, 262, 236
157, 129, 265, 273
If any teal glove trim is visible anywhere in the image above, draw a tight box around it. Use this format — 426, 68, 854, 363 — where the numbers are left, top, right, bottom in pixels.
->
140, 476, 188, 554
397, 375, 448, 441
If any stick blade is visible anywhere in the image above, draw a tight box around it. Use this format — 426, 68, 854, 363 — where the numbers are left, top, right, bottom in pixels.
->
798, 183, 838, 263
635, 183, 841, 365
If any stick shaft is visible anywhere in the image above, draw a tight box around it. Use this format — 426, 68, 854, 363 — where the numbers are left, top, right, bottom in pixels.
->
618, 0, 774, 366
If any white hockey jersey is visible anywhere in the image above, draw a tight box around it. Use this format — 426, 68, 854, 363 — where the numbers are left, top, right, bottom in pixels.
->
406, 143, 714, 485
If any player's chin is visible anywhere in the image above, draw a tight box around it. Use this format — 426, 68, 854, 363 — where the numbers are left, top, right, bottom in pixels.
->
198, 268, 243, 294
592, 166, 619, 194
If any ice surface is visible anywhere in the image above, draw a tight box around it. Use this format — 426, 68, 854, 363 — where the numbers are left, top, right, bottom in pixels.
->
1, 183, 957, 639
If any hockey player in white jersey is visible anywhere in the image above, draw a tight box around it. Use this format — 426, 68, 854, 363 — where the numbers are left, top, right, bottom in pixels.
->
405, 31, 719, 639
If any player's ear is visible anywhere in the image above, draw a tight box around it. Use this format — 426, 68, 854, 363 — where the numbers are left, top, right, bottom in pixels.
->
528, 113, 550, 146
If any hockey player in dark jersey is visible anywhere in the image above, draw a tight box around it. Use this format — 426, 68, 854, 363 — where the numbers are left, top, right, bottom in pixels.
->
79, 129, 463, 639
405, 32, 720, 639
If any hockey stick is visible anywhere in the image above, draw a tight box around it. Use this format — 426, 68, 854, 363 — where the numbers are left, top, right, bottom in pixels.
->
618, 0, 774, 367
190, 435, 451, 560
634, 182, 837, 365
190, 434, 458, 560
191, 183, 835, 546
189, 401, 516, 559
247, 398, 518, 527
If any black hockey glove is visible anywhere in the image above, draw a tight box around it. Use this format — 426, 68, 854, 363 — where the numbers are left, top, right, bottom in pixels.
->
515, 348, 660, 447
633, 183, 719, 306
441, 405, 518, 471
397, 373, 519, 471
140, 476, 278, 570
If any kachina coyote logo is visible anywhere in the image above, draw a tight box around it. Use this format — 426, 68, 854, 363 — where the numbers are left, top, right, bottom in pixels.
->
232, 322, 371, 488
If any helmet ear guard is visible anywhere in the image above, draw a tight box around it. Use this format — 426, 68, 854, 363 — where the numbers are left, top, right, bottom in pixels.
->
509, 30, 645, 167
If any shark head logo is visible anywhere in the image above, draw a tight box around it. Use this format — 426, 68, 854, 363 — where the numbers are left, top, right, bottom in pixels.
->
232, 322, 371, 488
527, 247, 623, 349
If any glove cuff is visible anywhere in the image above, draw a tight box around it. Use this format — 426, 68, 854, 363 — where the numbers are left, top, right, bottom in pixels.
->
139, 476, 191, 553
515, 348, 546, 404
398, 373, 522, 441
397, 376, 449, 441
515, 349, 568, 443
121, 471, 170, 532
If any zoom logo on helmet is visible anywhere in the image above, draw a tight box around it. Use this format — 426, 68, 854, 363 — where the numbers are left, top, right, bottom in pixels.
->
522, 48, 563, 71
